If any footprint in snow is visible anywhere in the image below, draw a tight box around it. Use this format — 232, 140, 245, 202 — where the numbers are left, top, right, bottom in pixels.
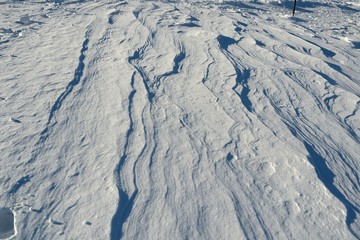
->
226, 152, 238, 161
9, 117, 21, 124
0, 207, 16, 239
83, 221, 92, 226
352, 41, 360, 49
258, 162, 276, 177
16, 15, 44, 26
48, 218, 63, 226
284, 200, 301, 215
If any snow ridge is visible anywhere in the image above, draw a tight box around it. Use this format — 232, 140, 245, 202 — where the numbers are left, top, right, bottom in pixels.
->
217, 34, 253, 112
46, 38, 89, 126
304, 142, 360, 238
24, 28, 91, 172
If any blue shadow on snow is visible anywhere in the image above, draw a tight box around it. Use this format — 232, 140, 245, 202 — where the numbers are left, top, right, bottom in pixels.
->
304, 142, 359, 237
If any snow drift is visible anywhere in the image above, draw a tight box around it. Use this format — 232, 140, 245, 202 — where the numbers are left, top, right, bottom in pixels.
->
0, 0, 359, 239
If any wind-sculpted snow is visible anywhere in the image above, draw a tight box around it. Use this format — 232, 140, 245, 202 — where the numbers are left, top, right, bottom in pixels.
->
0, 0, 359, 239
111, 70, 138, 240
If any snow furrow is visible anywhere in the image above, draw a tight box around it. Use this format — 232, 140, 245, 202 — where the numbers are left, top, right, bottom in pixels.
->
263, 90, 360, 238
217, 35, 254, 113
10, 28, 92, 206
304, 142, 360, 238
111, 73, 138, 240
22, 25, 92, 175
46, 36, 89, 125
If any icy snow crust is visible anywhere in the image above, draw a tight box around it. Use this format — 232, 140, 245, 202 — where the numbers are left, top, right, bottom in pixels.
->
0, 0, 360, 239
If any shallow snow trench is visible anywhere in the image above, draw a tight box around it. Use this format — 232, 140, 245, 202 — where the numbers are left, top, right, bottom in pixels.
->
0, 0, 359, 239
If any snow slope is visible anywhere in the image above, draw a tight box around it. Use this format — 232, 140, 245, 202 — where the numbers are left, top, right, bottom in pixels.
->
0, 0, 359, 239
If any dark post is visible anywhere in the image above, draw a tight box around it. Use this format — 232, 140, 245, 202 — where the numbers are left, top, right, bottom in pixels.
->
292, 0, 297, 16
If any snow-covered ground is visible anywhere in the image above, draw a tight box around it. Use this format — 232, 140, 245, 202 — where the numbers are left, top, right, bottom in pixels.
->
0, 0, 359, 239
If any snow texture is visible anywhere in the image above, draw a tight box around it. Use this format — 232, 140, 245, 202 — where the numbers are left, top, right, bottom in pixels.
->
0, 0, 359, 239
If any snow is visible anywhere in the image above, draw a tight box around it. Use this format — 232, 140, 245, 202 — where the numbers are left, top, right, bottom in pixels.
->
0, 0, 359, 239
0, 208, 16, 239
